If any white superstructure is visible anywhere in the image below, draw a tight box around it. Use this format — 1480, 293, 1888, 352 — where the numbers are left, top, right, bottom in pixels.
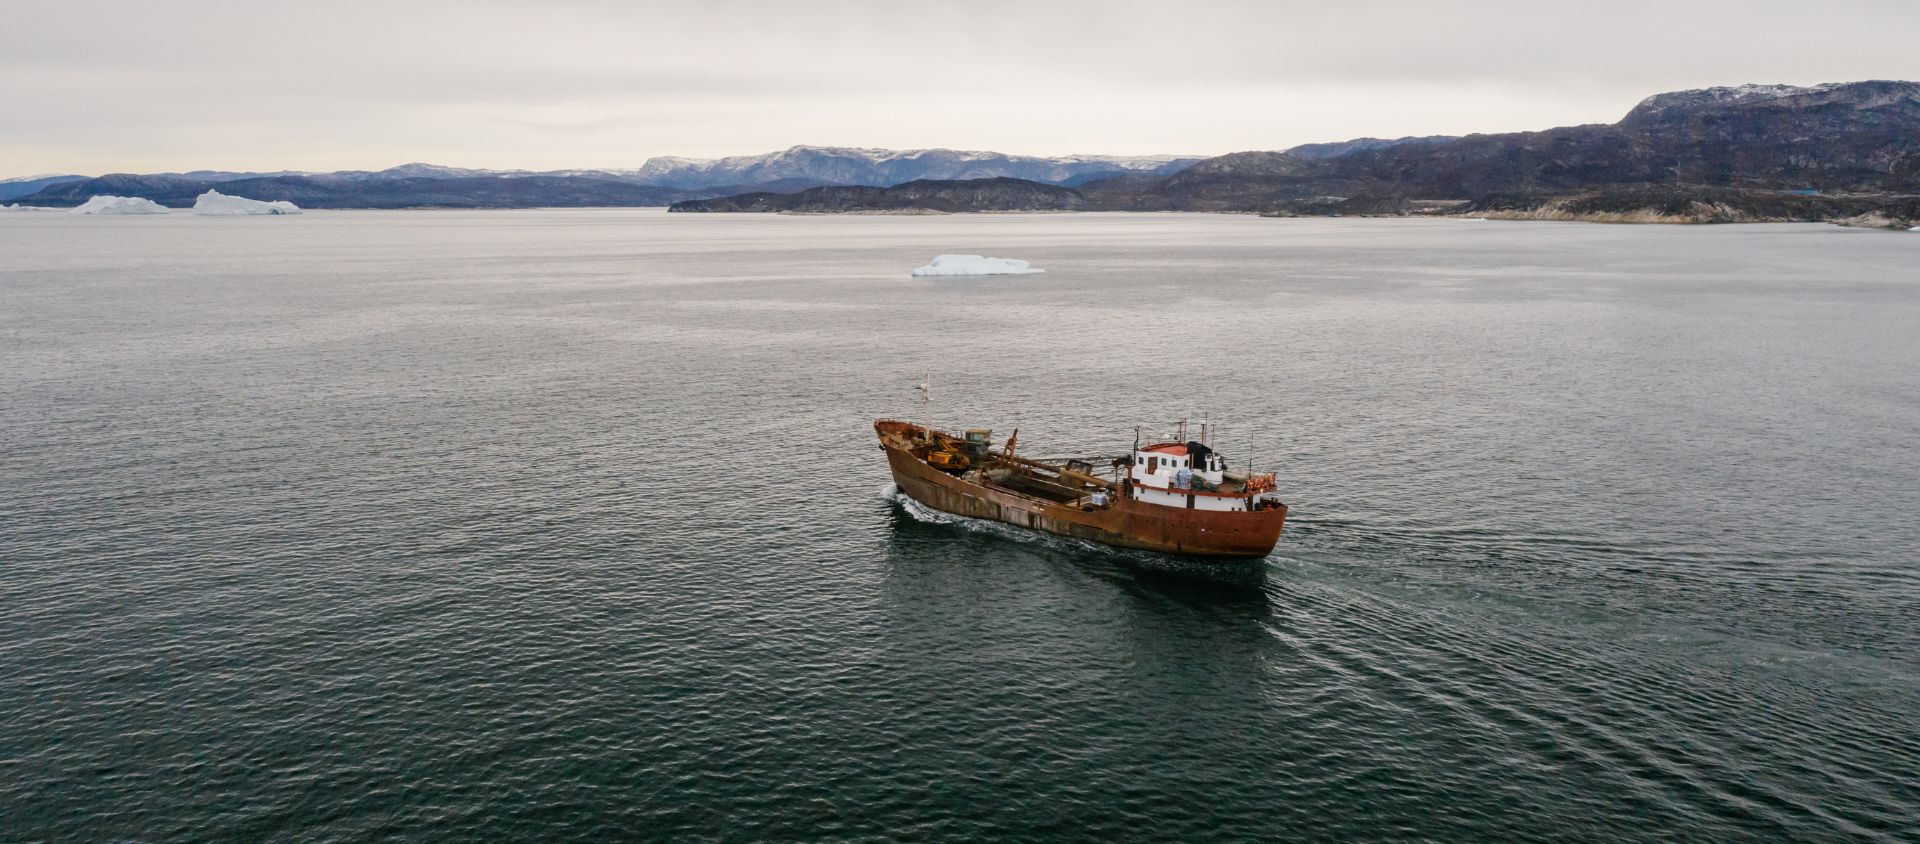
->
1128, 437, 1259, 513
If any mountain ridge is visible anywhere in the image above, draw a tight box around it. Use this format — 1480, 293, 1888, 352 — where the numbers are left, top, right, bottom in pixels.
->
15, 81, 1917, 222
667, 177, 1085, 213
1283, 136, 1458, 160
1072, 79, 1920, 222
0, 174, 87, 201
7, 146, 1204, 206
670, 80, 1919, 226
627, 145, 1201, 190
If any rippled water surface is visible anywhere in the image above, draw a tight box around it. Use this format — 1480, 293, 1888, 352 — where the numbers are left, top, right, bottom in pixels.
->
3, 210, 1917, 841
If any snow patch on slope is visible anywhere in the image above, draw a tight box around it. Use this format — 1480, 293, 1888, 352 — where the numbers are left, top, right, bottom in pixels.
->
1623, 82, 1846, 122
634, 145, 1197, 190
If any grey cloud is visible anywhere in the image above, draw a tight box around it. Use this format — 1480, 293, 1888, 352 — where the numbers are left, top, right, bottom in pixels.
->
4, 0, 1915, 174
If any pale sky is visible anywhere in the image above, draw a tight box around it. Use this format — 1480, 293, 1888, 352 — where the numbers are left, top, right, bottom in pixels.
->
4, 0, 1917, 176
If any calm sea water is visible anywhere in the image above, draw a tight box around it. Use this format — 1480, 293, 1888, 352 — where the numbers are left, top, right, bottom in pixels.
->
2, 210, 1917, 841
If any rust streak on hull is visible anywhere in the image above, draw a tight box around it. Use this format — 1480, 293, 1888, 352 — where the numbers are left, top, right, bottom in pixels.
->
877, 420, 1287, 558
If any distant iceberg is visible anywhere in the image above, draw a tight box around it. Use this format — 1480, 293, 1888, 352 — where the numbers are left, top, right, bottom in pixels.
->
0, 203, 61, 212
193, 189, 302, 216
70, 195, 171, 215
910, 254, 1044, 277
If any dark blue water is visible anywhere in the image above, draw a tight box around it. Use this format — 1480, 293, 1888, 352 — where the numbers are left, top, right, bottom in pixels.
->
3, 210, 1917, 841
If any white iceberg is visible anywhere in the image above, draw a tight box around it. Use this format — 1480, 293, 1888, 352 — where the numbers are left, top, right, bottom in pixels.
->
1, 203, 61, 212
909, 254, 1044, 277
1909, 226, 1919, 232
70, 195, 171, 215
193, 189, 302, 216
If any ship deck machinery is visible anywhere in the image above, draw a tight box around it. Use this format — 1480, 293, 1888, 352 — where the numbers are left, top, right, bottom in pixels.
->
876, 419, 1287, 558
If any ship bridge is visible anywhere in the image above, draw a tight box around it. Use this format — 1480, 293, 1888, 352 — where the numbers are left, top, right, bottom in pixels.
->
1129, 439, 1266, 512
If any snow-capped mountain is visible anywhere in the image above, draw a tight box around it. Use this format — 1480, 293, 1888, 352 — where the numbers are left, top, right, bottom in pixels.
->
6, 148, 1200, 194
1620, 82, 1849, 124
623, 146, 1202, 190
364, 163, 507, 180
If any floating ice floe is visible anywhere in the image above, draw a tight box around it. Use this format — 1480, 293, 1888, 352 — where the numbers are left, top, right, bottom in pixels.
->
0, 203, 61, 212
193, 189, 302, 216
910, 254, 1044, 277
1909, 226, 1919, 232
70, 195, 171, 215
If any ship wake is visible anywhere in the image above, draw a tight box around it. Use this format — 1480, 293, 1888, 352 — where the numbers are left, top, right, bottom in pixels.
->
881, 482, 1041, 539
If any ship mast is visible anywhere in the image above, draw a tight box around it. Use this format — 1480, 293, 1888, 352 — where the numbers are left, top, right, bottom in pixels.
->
1128, 425, 1140, 498
918, 369, 933, 443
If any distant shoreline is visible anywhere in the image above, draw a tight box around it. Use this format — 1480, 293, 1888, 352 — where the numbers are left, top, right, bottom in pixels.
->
12, 204, 1913, 231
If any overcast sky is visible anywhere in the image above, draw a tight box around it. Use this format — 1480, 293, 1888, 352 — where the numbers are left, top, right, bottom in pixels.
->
5, 0, 1917, 175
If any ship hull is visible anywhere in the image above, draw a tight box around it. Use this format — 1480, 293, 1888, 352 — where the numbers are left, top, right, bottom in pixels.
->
879, 423, 1287, 558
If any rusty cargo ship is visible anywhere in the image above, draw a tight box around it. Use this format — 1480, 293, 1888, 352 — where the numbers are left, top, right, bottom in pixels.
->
876, 419, 1288, 558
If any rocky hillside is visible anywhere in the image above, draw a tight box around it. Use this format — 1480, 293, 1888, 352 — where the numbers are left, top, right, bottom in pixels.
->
1473, 185, 1920, 228
1082, 151, 1321, 212
1084, 80, 1920, 216
1282, 135, 1457, 160
668, 178, 1085, 213
0, 174, 86, 201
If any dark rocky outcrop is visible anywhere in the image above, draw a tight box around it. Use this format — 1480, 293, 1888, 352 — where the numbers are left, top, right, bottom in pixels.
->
668, 177, 1086, 213
1471, 185, 1920, 227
